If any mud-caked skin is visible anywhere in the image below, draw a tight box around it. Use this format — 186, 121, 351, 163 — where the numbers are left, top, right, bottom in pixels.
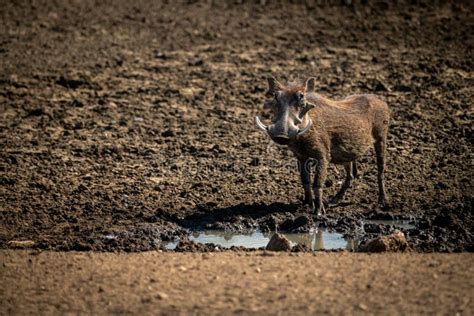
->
257, 77, 390, 217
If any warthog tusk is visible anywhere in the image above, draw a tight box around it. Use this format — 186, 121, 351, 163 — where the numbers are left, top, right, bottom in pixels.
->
255, 116, 268, 133
297, 118, 313, 136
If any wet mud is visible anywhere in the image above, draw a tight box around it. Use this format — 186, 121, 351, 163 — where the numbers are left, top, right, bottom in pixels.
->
0, 0, 472, 252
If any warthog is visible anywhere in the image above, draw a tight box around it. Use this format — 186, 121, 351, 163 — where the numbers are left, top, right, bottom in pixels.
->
256, 77, 390, 216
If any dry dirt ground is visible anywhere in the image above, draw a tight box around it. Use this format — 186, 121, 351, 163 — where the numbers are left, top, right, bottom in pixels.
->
0, 1, 473, 251
1, 251, 473, 315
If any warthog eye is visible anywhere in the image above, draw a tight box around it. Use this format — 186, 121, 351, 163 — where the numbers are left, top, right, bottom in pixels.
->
295, 92, 305, 106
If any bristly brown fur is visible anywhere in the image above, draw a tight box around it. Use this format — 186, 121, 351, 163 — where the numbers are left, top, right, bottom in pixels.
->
263, 78, 390, 216
266, 82, 304, 96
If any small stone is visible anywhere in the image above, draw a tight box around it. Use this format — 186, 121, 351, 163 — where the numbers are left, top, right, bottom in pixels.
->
155, 51, 167, 59
8, 240, 35, 248
358, 303, 368, 311
156, 292, 168, 300
265, 233, 292, 252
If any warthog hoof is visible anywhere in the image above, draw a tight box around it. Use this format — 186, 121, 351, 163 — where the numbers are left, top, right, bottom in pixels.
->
302, 197, 312, 205
302, 199, 326, 217
311, 203, 326, 218
378, 196, 390, 210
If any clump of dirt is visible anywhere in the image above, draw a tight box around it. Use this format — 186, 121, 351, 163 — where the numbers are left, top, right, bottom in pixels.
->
266, 233, 292, 251
0, 0, 472, 252
174, 240, 220, 252
7, 240, 35, 249
359, 231, 410, 253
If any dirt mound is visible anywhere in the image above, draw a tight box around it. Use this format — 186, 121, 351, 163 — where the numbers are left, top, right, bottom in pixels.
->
359, 231, 410, 253
266, 233, 292, 251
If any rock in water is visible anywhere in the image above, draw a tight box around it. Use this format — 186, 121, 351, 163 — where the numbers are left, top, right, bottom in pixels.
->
266, 233, 292, 252
359, 231, 409, 253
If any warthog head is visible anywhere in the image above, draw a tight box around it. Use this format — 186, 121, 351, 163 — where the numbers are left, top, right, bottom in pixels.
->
256, 77, 315, 145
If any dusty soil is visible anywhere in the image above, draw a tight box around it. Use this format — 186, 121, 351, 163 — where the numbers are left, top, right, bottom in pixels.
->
1, 250, 473, 315
0, 1, 473, 252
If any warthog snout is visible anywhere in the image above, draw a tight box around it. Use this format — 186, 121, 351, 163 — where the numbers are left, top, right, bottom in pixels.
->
255, 116, 313, 145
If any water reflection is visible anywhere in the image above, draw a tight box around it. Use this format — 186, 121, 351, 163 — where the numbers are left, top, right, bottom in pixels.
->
166, 228, 357, 251
284, 230, 358, 251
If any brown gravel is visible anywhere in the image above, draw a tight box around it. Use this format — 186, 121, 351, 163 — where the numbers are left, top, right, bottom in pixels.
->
1, 250, 473, 315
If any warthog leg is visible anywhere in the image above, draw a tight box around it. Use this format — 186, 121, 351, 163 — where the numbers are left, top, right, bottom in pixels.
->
374, 139, 388, 207
312, 157, 328, 217
352, 160, 359, 179
298, 159, 313, 205
329, 163, 354, 205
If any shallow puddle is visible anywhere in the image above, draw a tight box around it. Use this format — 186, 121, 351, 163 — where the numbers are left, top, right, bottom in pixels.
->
164, 228, 357, 251
162, 219, 416, 251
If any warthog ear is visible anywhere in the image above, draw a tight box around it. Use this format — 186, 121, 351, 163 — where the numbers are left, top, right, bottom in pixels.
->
305, 77, 316, 93
267, 77, 283, 94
